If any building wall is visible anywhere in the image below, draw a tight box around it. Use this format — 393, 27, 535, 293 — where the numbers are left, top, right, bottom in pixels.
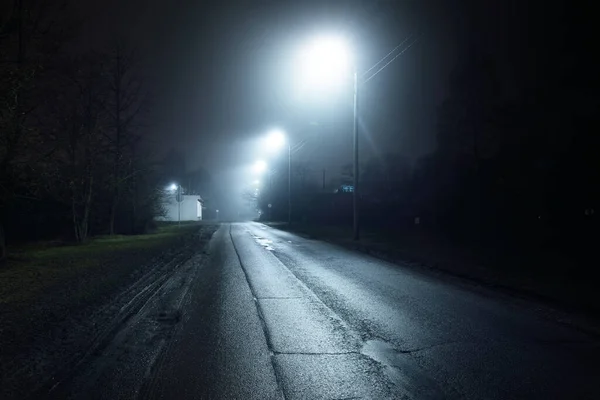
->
157, 195, 203, 221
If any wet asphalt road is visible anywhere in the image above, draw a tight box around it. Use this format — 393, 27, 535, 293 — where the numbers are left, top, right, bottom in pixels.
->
58, 222, 600, 399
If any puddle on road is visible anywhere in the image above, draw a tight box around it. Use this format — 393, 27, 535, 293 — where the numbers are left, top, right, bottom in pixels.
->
253, 236, 275, 251
361, 339, 446, 400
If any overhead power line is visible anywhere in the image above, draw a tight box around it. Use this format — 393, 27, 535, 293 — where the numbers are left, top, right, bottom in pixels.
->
361, 34, 413, 79
362, 36, 419, 84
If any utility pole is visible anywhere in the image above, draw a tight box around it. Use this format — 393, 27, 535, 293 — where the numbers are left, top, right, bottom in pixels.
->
177, 185, 181, 227
288, 143, 292, 225
352, 70, 360, 241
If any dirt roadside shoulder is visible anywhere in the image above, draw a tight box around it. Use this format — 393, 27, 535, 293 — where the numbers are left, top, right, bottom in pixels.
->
0, 222, 219, 400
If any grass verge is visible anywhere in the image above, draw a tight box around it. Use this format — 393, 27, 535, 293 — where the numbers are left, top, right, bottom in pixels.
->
1, 223, 206, 307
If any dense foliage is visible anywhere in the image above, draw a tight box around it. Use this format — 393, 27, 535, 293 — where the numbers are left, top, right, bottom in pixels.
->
0, 1, 171, 258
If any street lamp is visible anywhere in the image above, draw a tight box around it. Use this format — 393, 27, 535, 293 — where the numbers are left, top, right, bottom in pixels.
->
297, 36, 359, 239
296, 36, 353, 93
265, 129, 286, 151
253, 159, 268, 174
167, 183, 182, 227
261, 130, 292, 225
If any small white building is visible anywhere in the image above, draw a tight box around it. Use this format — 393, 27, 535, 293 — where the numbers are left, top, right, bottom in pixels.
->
157, 194, 204, 222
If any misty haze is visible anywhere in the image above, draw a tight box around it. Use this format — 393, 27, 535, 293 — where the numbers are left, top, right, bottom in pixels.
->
1, 1, 598, 399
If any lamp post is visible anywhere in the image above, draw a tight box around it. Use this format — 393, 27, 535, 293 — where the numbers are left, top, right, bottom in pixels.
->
168, 183, 182, 227
263, 129, 292, 225
352, 69, 359, 240
288, 140, 291, 226
295, 35, 415, 239
297, 37, 359, 239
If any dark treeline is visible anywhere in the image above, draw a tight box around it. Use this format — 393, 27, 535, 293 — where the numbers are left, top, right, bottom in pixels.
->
0, 1, 181, 259
255, 2, 598, 266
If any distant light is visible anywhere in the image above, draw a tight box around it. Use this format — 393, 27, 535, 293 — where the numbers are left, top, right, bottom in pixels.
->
216, 209, 219, 213
265, 129, 286, 151
167, 183, 178, 191
253, 160, 267, 174
253, 180, 261, 185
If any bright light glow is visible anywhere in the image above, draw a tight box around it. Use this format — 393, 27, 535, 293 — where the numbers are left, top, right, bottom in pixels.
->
253, 160, 267, 174
253, 180, 261, 185
168, 183, 177, 191
296, 36, 353, 93
265, 129, 286, 151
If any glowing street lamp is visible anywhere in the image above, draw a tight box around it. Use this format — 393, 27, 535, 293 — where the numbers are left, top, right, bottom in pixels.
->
260, 129, 292, 225
253, 159, 267, 174
265, 129, 286, 152
167, 183, 182, 226
292, 33, 415, 238
296, 36, 353, 93
297, 35, 359, 239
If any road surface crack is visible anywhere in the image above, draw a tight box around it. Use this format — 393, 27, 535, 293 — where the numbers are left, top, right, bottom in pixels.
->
272, 351, 359, 356
331, 397, 363, 400
395, 341, 460, 354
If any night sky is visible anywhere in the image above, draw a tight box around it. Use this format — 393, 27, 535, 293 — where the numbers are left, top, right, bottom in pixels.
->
75, 0, 549, 215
